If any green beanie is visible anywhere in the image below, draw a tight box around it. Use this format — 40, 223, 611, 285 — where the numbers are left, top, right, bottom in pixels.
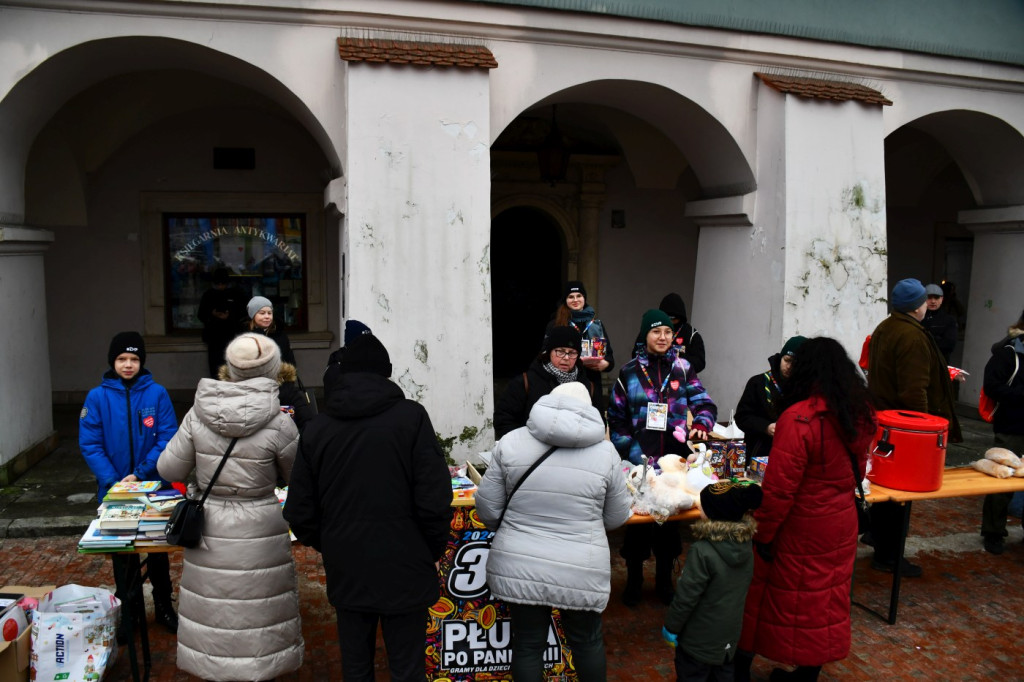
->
640, 309, 674, 338
781, 335, 808, 357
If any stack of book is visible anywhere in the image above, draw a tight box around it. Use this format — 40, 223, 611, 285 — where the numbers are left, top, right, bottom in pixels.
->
77, 519, 137, 553
77, 481, 184, 553
135, 490, 185, 547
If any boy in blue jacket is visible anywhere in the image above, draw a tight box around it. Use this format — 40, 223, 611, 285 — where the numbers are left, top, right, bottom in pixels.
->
80, 331, 180, 633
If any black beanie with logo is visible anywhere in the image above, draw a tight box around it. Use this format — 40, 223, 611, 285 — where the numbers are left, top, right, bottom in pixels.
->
108, 331, 146, 367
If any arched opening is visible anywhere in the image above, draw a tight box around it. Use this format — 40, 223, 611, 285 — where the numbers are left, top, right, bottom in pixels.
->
490, 206, 564, 378
5, 38, 341, 394
885, 110, 1024, 372
488, 79, 756, 406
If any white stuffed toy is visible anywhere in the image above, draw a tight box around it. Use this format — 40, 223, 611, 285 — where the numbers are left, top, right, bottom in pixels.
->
647, 454, 695, 517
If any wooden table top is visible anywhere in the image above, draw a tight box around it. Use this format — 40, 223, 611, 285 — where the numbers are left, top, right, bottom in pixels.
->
866, 466, 1024, 503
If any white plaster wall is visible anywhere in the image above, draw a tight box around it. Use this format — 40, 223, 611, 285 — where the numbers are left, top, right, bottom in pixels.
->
41, 108, 335, 392
783, 96, 889, 356
692, 85, 786, 418
961, 229, 1024, 403
345, 64, 493, 461
0, 239, 53, 464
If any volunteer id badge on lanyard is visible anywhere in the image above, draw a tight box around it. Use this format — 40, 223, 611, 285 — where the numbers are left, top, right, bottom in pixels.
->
647, 402, 669, 431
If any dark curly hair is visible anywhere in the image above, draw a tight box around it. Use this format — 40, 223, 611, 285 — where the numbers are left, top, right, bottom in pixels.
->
783, 336, 875, 442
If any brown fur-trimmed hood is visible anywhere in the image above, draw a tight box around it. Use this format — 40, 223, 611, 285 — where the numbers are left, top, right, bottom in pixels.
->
691, 514, 757, 543
218, 361, 297, 384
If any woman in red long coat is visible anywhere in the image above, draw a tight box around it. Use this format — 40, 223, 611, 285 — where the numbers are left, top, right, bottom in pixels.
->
735, 337, 876, 682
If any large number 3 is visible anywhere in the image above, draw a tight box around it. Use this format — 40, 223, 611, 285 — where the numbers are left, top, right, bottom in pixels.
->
447, 542, 490, 600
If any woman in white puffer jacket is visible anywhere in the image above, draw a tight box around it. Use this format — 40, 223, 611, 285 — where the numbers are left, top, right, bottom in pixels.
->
476, 381, 632, 682
158, 333, 303, 681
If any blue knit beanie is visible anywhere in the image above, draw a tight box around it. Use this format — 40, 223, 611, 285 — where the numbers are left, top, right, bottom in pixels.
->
891, 278, 927, 313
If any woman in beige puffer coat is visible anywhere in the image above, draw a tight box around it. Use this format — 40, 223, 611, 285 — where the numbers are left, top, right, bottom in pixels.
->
158, 333, 303, 680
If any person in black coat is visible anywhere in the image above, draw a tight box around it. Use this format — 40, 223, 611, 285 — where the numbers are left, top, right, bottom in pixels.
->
920, 283, 958, 362
284, 333, 452, 682
734, 336, 806, 463
197, 268, 246, 377
979, 310, 1024, 555
493, 325, 600, 440
632, 293, 707, 374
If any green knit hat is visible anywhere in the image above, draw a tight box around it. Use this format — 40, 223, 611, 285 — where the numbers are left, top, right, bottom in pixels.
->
781, 335, 808, 358
640, 309, 674, 338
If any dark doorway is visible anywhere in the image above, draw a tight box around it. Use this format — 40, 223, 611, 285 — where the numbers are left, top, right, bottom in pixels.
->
491, 207, 563, 378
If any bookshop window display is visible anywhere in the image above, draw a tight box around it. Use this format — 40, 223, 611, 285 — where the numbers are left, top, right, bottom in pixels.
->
164, 214, 307, 333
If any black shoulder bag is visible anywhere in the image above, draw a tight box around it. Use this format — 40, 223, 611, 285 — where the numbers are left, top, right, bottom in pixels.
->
165, 438, 239, 548
493, 445, 558, 531
830, 418, 871, 534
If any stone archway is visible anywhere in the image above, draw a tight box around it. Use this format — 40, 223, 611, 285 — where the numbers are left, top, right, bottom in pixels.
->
886, 110, 1024, 393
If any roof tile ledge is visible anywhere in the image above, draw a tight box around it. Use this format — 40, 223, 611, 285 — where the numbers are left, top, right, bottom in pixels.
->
338, 37, 498, 69
755, 72, 892, 106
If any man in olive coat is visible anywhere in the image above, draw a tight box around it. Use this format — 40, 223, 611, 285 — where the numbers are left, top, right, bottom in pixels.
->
867, 278, 962, 578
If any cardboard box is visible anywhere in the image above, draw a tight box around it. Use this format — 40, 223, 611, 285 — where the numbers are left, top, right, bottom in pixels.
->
749, 456, 769, 483
0, 585, 55, 682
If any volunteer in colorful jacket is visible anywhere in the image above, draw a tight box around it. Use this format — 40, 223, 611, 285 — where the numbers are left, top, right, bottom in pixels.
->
608, 309, 717, 606
79, 331, 179, 633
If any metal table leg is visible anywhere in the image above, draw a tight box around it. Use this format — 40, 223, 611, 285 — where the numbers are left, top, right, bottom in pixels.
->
887, 500, 912, 624
111, 554, 143, 682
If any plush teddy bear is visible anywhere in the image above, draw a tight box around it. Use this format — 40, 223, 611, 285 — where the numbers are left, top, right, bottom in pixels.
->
647, 454, 695, 517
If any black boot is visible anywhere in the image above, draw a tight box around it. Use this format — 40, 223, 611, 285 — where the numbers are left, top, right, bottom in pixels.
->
655, 558, 675, 605
622, 561, 644, 607
153, 595, 179, 634
733, 650, 754, 682
770, 666, 821, 682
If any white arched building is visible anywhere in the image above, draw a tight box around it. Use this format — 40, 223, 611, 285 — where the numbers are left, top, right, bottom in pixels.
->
1, 0, 1022, 476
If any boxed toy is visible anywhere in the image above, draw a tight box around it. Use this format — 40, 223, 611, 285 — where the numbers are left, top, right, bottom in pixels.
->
0, 585, 55, 682
748, 456, 769, 483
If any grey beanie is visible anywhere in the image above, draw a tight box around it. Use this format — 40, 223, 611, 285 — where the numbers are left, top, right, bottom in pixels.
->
224, 333, 281, 381
247, 296, 274, 320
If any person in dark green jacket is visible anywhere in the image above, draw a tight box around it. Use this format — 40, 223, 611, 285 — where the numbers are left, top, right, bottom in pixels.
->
662, 481, 763, 682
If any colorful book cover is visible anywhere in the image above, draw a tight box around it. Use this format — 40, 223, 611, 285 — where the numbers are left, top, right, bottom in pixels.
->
104, 480, 161, 500
97, 503, 145, 530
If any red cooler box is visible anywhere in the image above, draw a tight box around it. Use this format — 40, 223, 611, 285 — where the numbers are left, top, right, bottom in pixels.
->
867, 410, 948, 492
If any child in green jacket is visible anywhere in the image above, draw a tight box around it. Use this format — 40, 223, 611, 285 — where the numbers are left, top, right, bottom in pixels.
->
662, 481, 763, 681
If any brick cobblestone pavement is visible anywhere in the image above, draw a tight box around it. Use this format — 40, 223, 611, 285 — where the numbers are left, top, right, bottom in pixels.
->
2, 493, 1022, 681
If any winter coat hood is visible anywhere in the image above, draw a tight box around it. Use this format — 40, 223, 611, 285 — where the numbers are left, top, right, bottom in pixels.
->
692, 515, 757, 547
322, 372, 404, 419
526, 393, 606, 449
659, 293, 688, 323
217, 361, 298, 384
191, 376, 282, 439
992, 327, 1024, 353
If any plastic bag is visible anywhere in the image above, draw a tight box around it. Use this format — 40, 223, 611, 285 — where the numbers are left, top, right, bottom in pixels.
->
31, 584, 120, 681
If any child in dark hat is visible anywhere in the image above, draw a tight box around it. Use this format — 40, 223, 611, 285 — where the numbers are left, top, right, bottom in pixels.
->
79, 331, 180, 634
662, 481, 763, 681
